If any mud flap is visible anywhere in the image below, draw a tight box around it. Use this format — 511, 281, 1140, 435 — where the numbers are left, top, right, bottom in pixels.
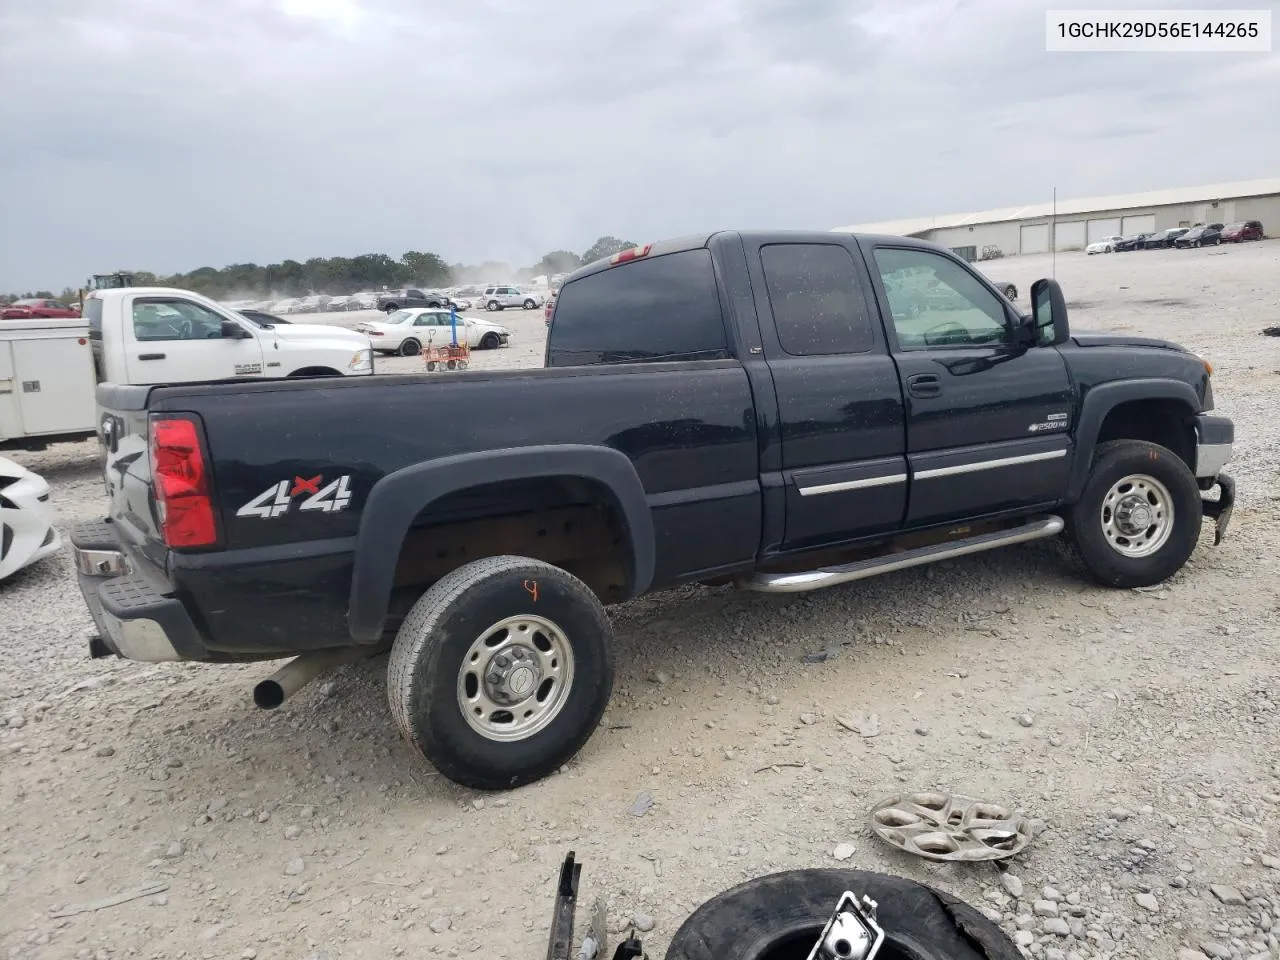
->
1201, 473, 1235, 546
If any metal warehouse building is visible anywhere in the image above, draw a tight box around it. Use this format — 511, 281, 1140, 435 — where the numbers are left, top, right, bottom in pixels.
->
833, 177, 1279, 260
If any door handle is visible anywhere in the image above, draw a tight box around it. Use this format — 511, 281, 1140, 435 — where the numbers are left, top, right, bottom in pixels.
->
138, 353, 166, 360
907, 373, 941, 398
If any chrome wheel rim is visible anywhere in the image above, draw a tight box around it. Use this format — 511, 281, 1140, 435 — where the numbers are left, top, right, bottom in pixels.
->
1100, 473, 1174, 559
457, 614, 574, 742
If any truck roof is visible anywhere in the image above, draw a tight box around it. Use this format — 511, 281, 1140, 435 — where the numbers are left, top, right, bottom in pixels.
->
565, 230, 947, 283
87, 286, 217, 300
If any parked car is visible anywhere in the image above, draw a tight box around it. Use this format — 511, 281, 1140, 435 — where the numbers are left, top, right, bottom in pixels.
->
376, 289, 450, 313
72, 230, 1235, 792
324, 295, 353, 312
1113, 234, 1150, 252
482, 286, 543, 311
357, 308, 511, 356
1220, 220, 1264, 243
236, 308, 292, 327
1, 298, 80, 320
451, 297, 473, 312
1141, 228, 1189, 249
0, 456, 60, 580
1086, 236, 1125, 255
348, 292, 379, 310
1174, 225, 1223, 248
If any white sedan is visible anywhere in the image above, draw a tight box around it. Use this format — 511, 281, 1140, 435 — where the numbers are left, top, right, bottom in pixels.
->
357, 308, 511, 356
1086, 235, 1124, 255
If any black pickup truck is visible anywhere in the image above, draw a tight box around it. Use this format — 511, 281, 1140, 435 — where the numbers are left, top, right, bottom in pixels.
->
374, 288, 451, 312
73, 231, 1235, 791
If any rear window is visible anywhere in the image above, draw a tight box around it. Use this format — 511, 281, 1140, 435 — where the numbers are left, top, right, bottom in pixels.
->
84, 297, 103, 339
547, 249, 728, 367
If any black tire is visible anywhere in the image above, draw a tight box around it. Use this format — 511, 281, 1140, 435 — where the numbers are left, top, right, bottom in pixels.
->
665, 868, 1020, 960
426, 360, 437, 371
387, 556, 615, 791
383, 303, 399, 313
1064, 439, 1202, 588
523, 298, 536, 309
486, 300, 501, 312
1003, 285, 1016, 301
480, 332, 500, 350
398, 338, 421, 357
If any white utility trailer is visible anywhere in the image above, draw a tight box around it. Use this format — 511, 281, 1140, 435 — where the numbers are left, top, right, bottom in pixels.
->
0, 317, 98, 451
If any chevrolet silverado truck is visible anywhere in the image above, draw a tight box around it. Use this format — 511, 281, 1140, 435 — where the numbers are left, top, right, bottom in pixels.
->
72, 231, 1235, 791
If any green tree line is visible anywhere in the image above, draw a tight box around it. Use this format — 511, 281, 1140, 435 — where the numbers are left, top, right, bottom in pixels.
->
2, 237, 639, 304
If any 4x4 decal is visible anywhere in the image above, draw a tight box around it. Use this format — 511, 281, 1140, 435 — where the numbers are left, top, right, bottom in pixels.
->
237, 475, 353, 519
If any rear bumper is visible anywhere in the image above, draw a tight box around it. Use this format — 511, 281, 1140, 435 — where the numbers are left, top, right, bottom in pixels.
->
71, 520, 206, 663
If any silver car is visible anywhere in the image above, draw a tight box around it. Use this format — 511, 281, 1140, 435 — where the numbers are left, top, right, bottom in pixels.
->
481, 286, 543, 311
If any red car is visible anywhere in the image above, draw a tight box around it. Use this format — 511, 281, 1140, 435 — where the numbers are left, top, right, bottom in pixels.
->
1220, 220, 1264, 243
1, 297, 81, 319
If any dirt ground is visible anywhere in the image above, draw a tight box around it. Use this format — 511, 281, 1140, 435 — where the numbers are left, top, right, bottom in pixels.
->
2, 241, 1279, 960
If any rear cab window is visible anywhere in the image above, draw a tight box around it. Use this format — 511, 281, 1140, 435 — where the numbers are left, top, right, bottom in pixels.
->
547, 248, 729, 367
84, 297, 106, 382
759, 243, 876, 356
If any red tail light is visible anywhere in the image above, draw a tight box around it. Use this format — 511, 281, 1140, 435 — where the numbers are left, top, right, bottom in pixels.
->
149, 416, 218, 548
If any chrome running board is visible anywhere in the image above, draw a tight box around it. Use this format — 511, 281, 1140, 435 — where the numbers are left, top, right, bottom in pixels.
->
740, 515, 1065, 594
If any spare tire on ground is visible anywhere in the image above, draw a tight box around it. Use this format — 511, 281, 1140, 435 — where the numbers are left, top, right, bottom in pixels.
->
664, 868, 1021, 960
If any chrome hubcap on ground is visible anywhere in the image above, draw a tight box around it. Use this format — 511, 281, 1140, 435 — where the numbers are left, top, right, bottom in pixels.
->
1100, 473, 1174, 558
458, 615, 574, 742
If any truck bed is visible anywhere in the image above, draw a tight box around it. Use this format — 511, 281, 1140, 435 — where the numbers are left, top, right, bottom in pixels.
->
99, 360, 763, 655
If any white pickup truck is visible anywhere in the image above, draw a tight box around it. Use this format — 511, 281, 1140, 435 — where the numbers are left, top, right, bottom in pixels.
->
1, 286, 373, 451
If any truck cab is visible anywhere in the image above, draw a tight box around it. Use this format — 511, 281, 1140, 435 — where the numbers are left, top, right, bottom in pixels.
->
84, 287, 375, 384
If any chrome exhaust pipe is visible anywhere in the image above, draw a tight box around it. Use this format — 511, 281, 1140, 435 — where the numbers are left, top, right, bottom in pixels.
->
253, 647, 373, 710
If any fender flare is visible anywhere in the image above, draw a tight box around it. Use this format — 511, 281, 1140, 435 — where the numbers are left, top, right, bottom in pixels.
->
346, 444, 655, 642
1067, 378, 1201, 500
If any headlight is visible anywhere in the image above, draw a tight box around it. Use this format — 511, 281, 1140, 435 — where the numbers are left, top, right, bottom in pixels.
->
348, 348, 373, 373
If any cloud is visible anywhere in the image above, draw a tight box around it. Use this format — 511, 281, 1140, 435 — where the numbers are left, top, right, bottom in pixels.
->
0, 0, 1275, 290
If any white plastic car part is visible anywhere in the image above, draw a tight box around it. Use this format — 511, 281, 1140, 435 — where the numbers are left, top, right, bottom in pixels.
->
0, 457, 61, 581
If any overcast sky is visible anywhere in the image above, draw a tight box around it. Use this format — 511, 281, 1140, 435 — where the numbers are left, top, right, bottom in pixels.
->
1, 0, 1276, 291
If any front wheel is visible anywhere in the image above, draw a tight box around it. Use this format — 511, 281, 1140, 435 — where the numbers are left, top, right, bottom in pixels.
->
387, 556, 615, 791
523, 299, 536, 309
665, 868, 1020, 960
1065, 439, 1202, 588
480, 332, 500, 350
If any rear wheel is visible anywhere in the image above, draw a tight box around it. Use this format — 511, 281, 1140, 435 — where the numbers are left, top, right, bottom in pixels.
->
426, 360, 437, 371
398, 338, 421, 357
487, 300, 500, 311
387, 556, 615, 791
1065, 439, 1202, 588
383, 303, 399, 313
664, 868, 1020, 960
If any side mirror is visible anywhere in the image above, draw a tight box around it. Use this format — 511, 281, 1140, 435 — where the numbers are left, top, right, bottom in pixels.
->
1029, 278, 1070, 347
221, 320, 252, 339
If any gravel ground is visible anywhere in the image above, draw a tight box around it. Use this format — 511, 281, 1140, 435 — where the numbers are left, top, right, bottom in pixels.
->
2, 241, 1278, 960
